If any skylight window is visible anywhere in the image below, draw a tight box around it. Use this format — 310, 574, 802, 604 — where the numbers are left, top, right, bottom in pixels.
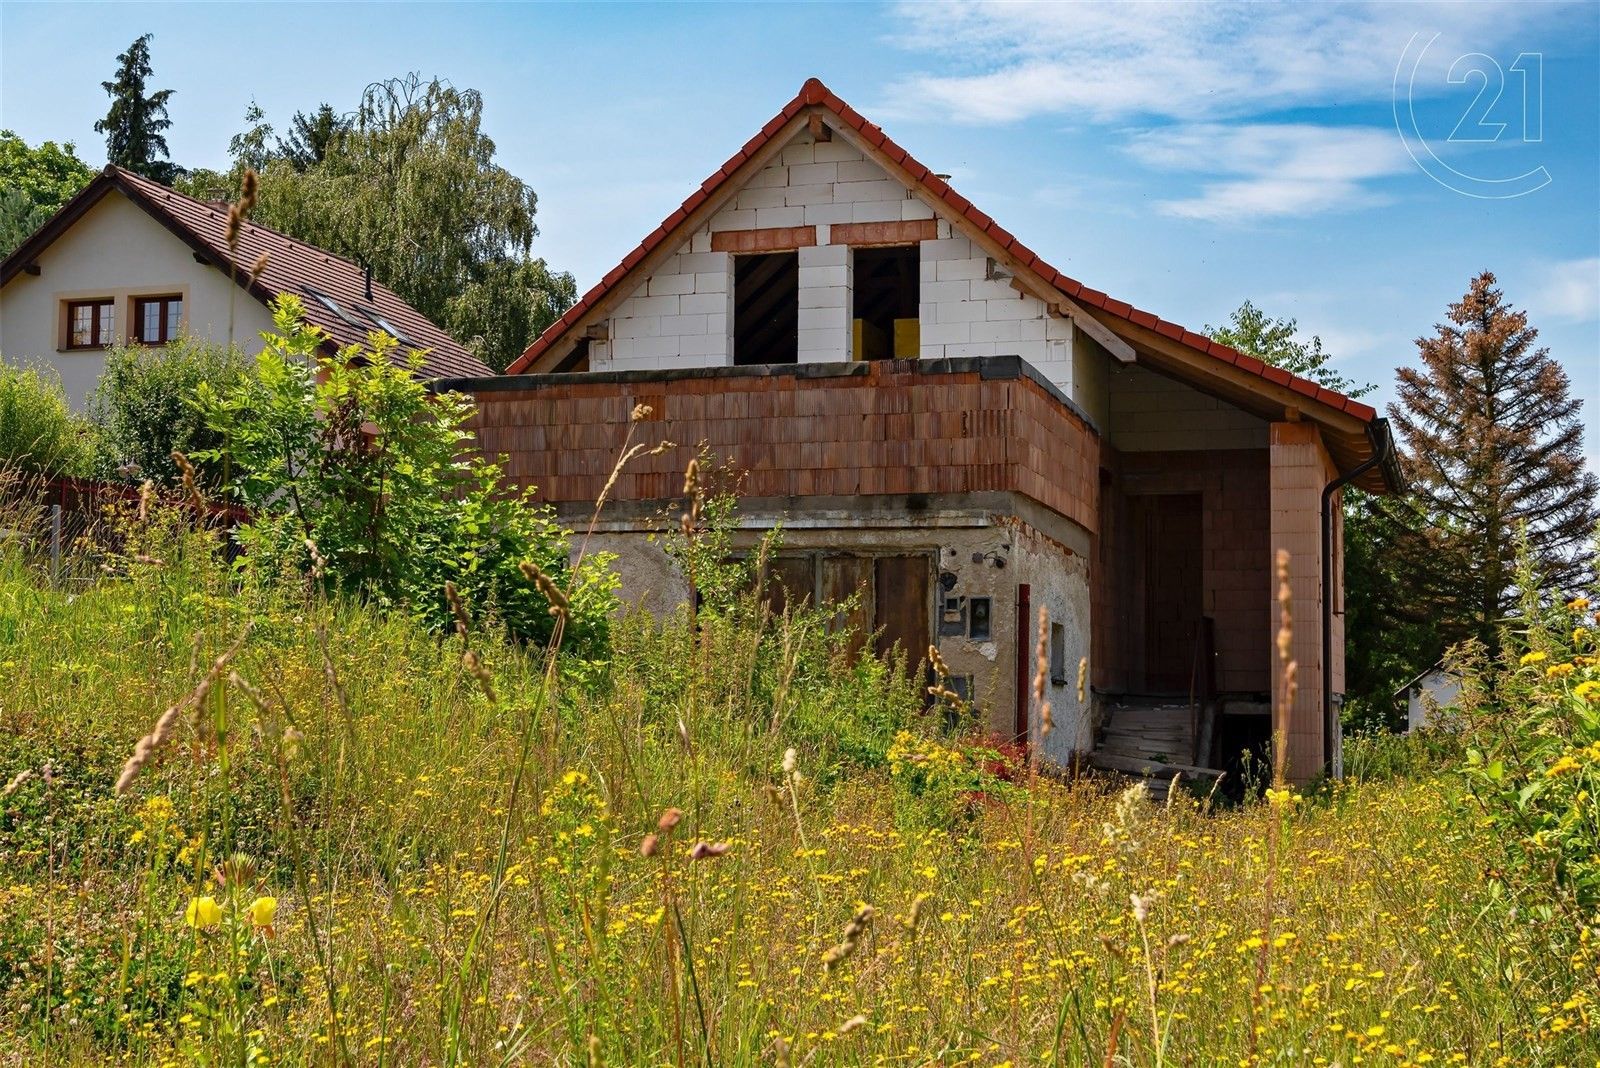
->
300, 285, 360, 327
360, 307, 413, 346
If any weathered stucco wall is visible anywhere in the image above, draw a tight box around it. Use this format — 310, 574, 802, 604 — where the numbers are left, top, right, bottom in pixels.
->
0, 192, 276, 410
569, 497, 1095, 761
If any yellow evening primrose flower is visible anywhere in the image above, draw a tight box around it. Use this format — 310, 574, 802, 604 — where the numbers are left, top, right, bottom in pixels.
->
246, 896, 278, 928
184, 896, 222, 929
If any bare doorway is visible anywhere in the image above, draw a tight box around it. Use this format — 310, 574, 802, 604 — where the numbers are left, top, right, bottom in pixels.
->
1130, 493, 1203, 693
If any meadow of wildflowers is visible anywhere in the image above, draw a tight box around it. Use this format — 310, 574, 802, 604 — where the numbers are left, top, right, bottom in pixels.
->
0, 496, 1595, 1067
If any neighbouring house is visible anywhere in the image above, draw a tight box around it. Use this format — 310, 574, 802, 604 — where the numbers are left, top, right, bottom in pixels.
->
440, 79, 1403, 786
1396, 661, 1463, 732
0, 165, 490, 409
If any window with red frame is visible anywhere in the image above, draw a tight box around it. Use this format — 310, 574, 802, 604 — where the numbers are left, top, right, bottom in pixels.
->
133, 295, 183, 344
66, 299, 115, 349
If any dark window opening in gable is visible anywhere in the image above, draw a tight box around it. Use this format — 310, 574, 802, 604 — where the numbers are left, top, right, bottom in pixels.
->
852, 245, 919, 360
734, 252, 798, 365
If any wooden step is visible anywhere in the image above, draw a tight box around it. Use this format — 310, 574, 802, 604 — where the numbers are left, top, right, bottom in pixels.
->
1088, 751, 1223, 780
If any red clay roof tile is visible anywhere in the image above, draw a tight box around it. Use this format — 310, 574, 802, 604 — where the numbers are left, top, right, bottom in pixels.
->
83, 168, 490, 378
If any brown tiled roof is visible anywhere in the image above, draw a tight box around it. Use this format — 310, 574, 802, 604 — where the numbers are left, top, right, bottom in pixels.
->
1, 166, 492, 380
506, 78, 1377, 425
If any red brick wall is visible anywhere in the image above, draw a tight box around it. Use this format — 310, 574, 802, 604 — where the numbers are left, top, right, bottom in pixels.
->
467, 362, 1100, 535
1093, 447, 1270, 695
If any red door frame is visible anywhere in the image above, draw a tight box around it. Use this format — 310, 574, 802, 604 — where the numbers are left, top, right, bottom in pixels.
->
1014, 583, 1031, 744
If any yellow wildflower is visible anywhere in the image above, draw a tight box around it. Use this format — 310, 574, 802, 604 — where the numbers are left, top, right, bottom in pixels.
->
184, 896, 222, 929
1520, 651, 1548, 666
246, 896, 278, 928
1545, 755, 1582, 778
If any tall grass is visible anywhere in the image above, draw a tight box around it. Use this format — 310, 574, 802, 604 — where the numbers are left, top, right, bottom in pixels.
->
0, 495, 1592, 1065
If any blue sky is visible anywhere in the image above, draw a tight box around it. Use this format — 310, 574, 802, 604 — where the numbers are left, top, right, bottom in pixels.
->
3, 1, 1596, 456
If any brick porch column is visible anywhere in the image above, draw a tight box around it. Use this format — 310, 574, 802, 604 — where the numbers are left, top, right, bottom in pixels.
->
1268, 421, 1335, 783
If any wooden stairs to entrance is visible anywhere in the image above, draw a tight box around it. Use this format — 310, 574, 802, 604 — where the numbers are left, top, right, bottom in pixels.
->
1089, 699, 1223, 802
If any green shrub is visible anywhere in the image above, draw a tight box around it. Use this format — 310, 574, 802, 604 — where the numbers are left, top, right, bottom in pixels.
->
88, 337, 255, 485
1458, 546, 1600, 922
0, 363, 95, 476
194, 294, 615, 651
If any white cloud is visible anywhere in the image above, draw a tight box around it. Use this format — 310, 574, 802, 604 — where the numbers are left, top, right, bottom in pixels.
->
1526, 257, 1600, 324
1124, 124, 1412, 221
882, 1, 1573, 125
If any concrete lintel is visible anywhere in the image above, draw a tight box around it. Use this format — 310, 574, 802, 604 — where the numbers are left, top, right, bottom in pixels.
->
559, 489, 1094, 559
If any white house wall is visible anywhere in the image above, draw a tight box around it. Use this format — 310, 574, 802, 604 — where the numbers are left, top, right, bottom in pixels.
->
0, 191, 277, 411
588, 127, 1097, 415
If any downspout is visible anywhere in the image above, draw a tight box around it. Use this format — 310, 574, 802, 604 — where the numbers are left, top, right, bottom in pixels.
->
1320, 417, 1394, 777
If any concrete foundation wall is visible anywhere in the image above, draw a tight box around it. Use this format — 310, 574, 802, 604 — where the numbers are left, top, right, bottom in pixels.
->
572, 496, 1094, 761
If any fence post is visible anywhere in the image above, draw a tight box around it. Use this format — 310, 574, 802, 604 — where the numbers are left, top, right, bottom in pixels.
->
50, 504, 62, 589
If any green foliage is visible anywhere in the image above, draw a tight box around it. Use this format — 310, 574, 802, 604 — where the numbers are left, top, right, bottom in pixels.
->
1204, 300, 1373, 398
275, 103, 350, 172
0, 364, 96, 476
1459, 542, 1600, 923
88, 337, 255, 485
94, 33, 181, 183
196, 73, 574, 371
1339, 489, 1442, 732
194, 295, 612, 650
0, 130, 95, 255
225, 100, 273, 172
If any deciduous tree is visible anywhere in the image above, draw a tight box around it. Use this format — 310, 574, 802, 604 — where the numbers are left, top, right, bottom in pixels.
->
223, 74, 574, 371
0, 130, 95, 254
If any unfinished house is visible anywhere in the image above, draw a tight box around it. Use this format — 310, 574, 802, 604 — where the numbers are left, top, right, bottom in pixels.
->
441, 79, 1402, 786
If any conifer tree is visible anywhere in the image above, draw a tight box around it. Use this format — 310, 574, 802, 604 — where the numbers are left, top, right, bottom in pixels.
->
94, 33, 180, 183
1390, 271, 1598, 649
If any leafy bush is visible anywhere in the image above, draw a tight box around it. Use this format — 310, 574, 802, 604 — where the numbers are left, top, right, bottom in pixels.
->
88, 337, 254, 485
194, 294, 614, 650
0, 363, 95, 476
1458, 545, 1600, 923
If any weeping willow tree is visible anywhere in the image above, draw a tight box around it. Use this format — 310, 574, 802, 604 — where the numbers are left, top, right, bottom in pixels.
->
200, 75, 575, 372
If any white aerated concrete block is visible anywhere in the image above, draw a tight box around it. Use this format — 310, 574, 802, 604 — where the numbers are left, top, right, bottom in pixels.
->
755, 206, 805, 229
833, 179, 904, 203
803, 203, 854, 226
647, 273, 695, 296
812, 140, 863, 163
788, 162, 838, 185
626, 294, 681, 317
708, 209, 756, 232
938, 300, 989, 324
735, 186, 788, 210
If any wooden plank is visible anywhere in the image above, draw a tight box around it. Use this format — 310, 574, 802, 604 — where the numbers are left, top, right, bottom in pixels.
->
874, 555, 931, 677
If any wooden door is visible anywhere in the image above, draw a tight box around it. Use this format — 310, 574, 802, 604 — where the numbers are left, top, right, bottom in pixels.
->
873, 555, 930, 675
1137, 494, 1203, 693
822, 555, 874, 658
